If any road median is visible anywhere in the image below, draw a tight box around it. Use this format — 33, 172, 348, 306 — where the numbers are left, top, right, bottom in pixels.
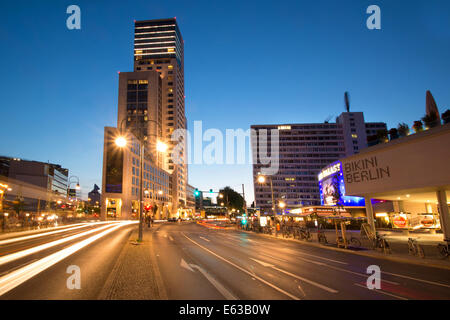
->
98, 224, 167, 299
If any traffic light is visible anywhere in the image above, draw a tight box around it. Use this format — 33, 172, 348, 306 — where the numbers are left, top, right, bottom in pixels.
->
209, 189, 213, 193
194, 189, 200, 197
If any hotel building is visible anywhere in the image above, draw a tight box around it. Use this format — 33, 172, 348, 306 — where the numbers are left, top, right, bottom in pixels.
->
252, 112, 386, 213
101, 18, 188, 219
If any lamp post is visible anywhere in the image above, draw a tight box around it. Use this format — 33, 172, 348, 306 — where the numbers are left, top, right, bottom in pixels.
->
257, 174, 278, 236
68, 176, 80, 214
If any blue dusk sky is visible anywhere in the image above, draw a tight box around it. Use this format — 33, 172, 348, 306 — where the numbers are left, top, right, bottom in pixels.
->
0, 0, 449, 203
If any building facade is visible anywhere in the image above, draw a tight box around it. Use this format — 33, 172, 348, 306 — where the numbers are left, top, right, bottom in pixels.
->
101, 127, 172, 220
88, 184, 101, 206
0, 156, 69, 212
336, 122, 450, 240
252, 112, 386, 213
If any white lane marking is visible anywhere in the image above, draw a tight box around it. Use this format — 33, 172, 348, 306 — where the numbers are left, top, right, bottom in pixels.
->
0, 221, 137, 296
169, 236, 174, 241
205, 232, 400, 286
258, 253, 288, 263
199, 236, 210, 242
190, 264, 237, 300
381, 271, 450, 289
250, 258, 338, 294
282, 248, 348, 265
0, 223, 123, 267
307, 259, 399, 285
0, 221, 115, 246
297, 285, 306, 297
180, 258, 194, 272
182, 233, 301, 300
353, 283, 407, 300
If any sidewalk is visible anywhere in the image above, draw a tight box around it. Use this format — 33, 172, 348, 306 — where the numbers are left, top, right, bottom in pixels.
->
97, 224, 167, 300
236, 227, 450, 270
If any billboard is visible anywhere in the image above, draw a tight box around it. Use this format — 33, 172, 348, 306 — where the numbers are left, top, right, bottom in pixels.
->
318, 161, 365, 207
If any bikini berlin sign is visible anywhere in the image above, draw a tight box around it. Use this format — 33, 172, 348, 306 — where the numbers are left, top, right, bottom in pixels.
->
340, 127, 450, 197
341, 155, 393, 196
343, 156, 391, 184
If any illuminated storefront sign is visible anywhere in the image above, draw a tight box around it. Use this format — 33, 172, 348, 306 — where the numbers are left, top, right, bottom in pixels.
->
392, 215, 408, 228
319, 161, 365, 207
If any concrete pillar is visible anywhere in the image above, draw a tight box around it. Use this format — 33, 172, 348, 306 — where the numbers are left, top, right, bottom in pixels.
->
100, 195, 106, 221
365, 197, 376, 231
436, 190, 450, 241
393, 200, 405, 212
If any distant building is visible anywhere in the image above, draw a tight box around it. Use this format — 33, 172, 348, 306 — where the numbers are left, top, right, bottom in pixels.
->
186, 184, 196, 216
251, 112, 386, 213
88, 184, 101, 205
202, 197, 212, 207
0, 156, 69, 212
195, 190, 204, 211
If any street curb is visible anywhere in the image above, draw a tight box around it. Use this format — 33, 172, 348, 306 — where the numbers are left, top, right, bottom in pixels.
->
235, 228, 450, 271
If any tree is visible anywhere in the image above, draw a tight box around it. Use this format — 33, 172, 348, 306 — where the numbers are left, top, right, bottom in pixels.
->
421, 113, 440, 129
376, 129, 388, 143
217, 186, 244, 213
413, 120, 424, 133
441, 109, 450, 124
397, 123, 410, 137
388, 128, 399, 140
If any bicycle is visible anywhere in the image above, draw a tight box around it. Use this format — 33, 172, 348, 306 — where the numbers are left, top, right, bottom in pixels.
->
317, 230, 328, 244
372, 233, 391, 254
407, 238, 425, 258
299, 227, 312, 241
337, 233, 361, 248
263, 225, 273, 235
437, 242, 450, 259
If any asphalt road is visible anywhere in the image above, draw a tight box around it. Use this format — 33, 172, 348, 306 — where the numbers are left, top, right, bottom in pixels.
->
152, 222, 450, 300
0, 220, 449, 300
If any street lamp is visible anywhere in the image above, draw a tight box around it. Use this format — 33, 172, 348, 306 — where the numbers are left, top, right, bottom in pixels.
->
115, 136, 127, 147
156, 140, 168, 152
115, 133, 144, 241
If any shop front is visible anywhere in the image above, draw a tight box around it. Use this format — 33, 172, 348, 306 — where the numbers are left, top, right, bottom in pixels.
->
337, 123, 450, 241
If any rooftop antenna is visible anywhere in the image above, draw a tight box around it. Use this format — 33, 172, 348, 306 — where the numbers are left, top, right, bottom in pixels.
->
344, 91, 350, 113
324, 115, 333, 123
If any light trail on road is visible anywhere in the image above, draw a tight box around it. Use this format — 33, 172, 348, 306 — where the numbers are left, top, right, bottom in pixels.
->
0, 222, 122, 267
0, 221, 137, 296
0, 221, 117, 246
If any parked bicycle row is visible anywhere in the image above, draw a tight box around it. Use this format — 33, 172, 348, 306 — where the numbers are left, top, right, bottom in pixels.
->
236, 217, 449, 260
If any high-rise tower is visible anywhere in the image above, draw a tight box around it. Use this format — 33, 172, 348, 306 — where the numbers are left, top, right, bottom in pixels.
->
124, 18, 187, 214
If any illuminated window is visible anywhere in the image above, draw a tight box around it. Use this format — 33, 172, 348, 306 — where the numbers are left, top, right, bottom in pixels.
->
278, 125, 291, 130
168, 65, 173, 70
167, 48, 174, 52
351, 134, 358, 139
